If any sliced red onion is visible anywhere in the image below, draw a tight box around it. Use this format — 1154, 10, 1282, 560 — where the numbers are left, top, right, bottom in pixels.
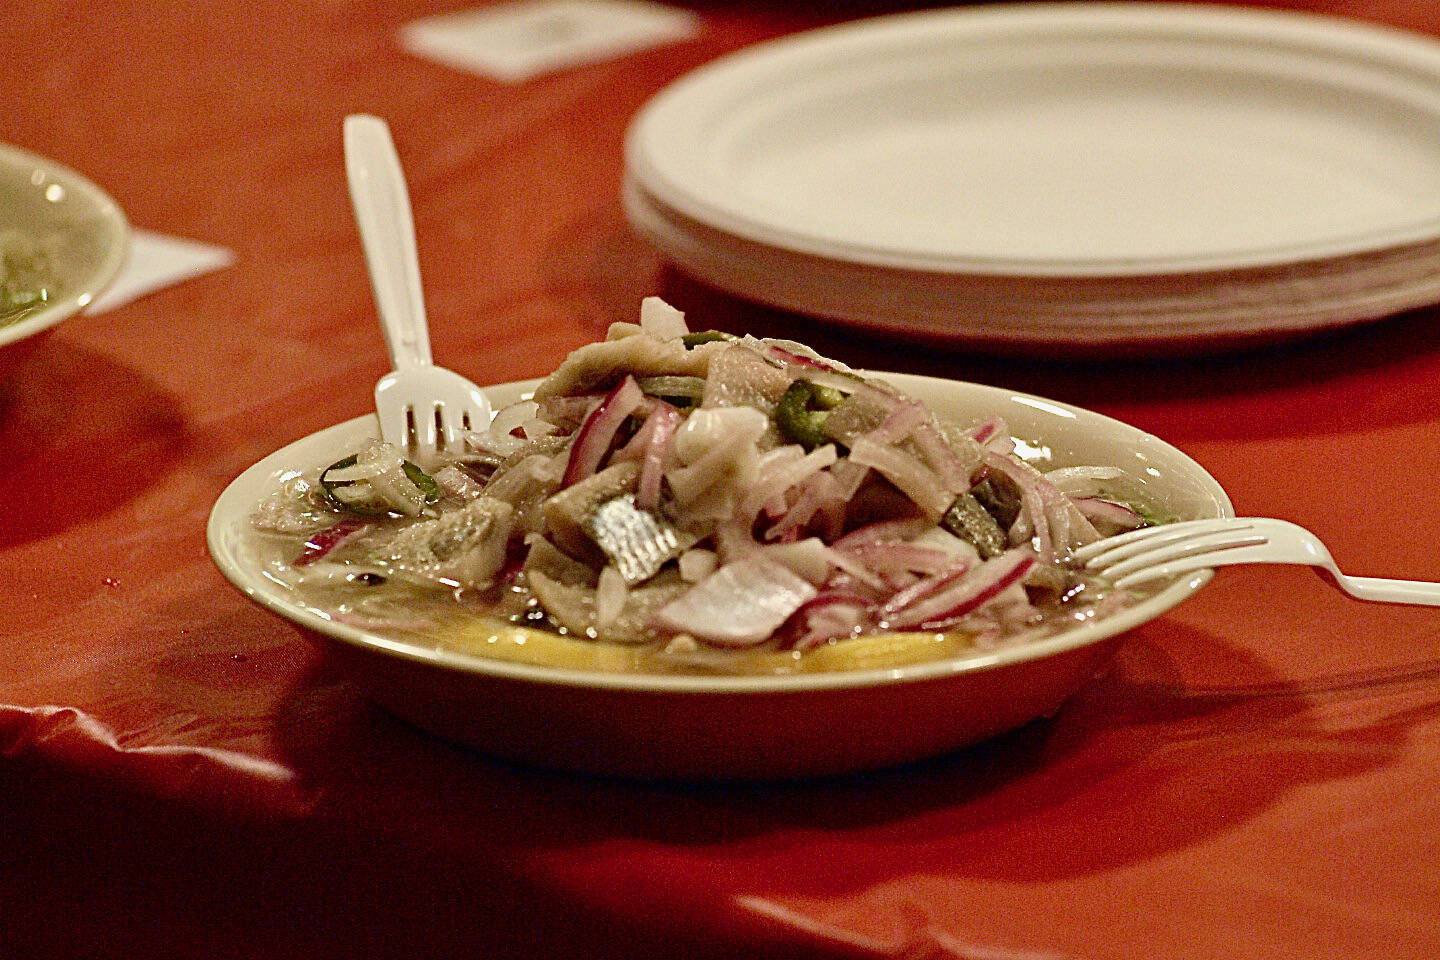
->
665, 407, 767, 511
879, 557, 974, 616
519, 418, 562, 439
653, 554, 818, 646
1044, 466, 1129, 499
740, 443, 837, 525
982, 451, 1054, 562
293, 519, 368, 566
830, 458, 870, 498
906, 525, 979, 559
466, 429, 526, 460
538, 393, 605, 430
865, 399, 927, 445
790, 592, 875, 650
749, 444, 805, 489
561, 376, 644, 488
670, 406, 767, 466
489, 400, 539, 438
841, 542, 956, 580
760, 342, 843, 372
764, 469, 838, 542
882, 550, 1036, 630
848, 436, 954, 519
1073, 497, 1146, 532
637, 407, 680, 510
612, 400, 682, 510
832, 517, 934, 552
762, 493, 790, 520
818, 545, 890, 591
967, 417, 1003, 444
1019, 472, 1102, 555
799, 459, 871, 540
912, 420, 979, 494
363, 454, 430, 517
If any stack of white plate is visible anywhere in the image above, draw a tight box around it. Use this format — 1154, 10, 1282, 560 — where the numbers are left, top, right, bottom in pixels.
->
623, 3, 1440, 353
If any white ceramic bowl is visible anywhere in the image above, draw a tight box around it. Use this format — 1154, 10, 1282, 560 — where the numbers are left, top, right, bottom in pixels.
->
0, 143, 129, 352
208, 374, 1231, 779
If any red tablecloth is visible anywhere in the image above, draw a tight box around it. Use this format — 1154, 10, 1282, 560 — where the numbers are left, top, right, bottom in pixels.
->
3, 2, 1438, 957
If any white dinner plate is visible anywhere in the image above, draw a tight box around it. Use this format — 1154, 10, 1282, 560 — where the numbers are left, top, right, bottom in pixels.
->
625, 177, 1440, 351
624, 3, 1440, 349
209, 374, 1231, 779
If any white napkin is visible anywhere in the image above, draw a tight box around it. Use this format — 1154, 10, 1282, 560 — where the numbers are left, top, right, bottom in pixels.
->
85, 229, 235, 315
399, 0, 700, 83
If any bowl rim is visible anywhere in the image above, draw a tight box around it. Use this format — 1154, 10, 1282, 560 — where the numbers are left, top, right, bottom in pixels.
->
207, 373, 1233, 696
0, 142, 130, 349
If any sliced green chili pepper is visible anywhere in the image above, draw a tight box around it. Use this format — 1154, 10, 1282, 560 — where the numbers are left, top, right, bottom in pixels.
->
320, 454, 441, 516
776, 380, 846, 450
1130, 502, 1169, 528
635, 375, 706, 406
401, 460, 442, 505
681, 330, 738, 349
319, 455, 381, 516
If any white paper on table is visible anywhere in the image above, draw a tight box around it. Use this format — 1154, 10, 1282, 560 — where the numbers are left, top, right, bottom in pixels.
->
85, 229, 235, 315
399, 0, 701, 83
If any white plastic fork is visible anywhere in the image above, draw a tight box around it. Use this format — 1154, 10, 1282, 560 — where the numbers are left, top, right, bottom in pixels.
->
1074, 516, 1440, 605
343, 113, 491, 463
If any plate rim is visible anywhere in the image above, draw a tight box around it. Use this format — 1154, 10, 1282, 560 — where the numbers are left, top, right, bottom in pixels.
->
207, 373, 1233, 697
625, 1, 1440, 278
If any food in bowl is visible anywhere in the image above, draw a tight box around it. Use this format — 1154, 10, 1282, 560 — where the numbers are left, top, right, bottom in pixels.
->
0, 228, 60, 327
247, 299, 1168, 675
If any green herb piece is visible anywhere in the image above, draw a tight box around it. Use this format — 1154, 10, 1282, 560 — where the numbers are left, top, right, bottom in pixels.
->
681, 330, 737, 349
320, 454, 440, 516
402, 460, 442, 505
776, 380, 845, 450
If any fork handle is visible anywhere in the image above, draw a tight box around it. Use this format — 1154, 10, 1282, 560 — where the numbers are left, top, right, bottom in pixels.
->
344, 114, 433, 371
1334, 574, 1440, 606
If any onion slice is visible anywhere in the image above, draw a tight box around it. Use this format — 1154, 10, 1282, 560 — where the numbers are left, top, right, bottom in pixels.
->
616, 400, 681, 510
561, 375, 643, 487
293, 520, 367, 566
848, 436, 953, 520
882, 550, 1035, 630
791, 592, 874, 650
1074, 497, 1146, 533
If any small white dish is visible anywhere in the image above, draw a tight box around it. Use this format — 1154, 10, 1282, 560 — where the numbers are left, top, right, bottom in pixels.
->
0, 143, 128, 352
624, 3, 1440, 351
209, 373, 1231, 779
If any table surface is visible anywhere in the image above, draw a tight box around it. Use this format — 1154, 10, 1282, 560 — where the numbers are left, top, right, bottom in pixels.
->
4, 2, 1439, 957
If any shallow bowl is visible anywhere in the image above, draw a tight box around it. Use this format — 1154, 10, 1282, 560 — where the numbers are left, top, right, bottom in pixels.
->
0, 143, 129, 355
208, 374, 1231, 779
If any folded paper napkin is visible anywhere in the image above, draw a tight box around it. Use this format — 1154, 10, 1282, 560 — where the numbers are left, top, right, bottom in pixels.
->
85, 229, 234, 315
400, 0, 700, 83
